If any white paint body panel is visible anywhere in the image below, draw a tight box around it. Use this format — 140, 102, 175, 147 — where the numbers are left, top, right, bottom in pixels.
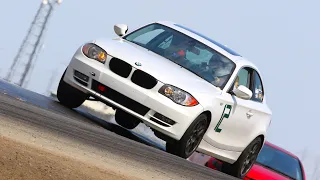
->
62, 21, 272, 164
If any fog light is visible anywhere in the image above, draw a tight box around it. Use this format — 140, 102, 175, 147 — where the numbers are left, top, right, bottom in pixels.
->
154, 113, 176, 125
74, 70, 89, 82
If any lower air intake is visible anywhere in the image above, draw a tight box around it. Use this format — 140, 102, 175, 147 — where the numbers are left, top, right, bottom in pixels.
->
91, 80, 150, 116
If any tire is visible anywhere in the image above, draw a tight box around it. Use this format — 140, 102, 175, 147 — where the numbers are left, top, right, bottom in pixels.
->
57, 69, 88, 108
166, 113, 208, 159
115, 110, 140, 129
221, 137, 263, 179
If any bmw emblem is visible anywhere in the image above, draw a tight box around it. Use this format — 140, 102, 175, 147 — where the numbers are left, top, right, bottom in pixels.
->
135, 62, 142, 66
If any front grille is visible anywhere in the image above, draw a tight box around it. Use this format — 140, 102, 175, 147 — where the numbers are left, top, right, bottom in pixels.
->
91, 80, 150, 116
109, 58, 132, 78
131, 69, 157, 89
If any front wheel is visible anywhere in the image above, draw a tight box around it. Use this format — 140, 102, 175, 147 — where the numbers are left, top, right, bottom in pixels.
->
115, 110, 140, 129
166, 114, 208, 158
57, 69, 88, 108
221, 137, 263, 179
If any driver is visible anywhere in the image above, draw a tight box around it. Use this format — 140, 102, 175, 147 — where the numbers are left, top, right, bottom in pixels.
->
205, 54, 231, 87
164, 38, 195, 67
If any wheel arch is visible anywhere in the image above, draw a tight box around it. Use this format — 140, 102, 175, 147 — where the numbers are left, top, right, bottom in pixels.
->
257, 134, 265, 152
258, 134, 265, 144
202, 110, 212, 129
246, 122, 268, 152
249, 134, 265, 153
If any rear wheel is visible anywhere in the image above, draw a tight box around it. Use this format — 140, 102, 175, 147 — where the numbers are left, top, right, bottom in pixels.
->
57, 69, 88, 108
166, 114, 208, 158
221, 137, 262, 179
115, 110, 140, 129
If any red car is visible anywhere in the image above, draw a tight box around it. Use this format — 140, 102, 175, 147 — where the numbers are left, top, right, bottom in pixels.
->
205, 141, 306, 180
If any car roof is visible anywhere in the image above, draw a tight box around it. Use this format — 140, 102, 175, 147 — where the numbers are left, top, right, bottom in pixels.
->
264, 141, 300, 160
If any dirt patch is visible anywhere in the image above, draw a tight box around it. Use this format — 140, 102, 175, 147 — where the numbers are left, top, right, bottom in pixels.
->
0, 115, 184, 180
0, 136, 137, 180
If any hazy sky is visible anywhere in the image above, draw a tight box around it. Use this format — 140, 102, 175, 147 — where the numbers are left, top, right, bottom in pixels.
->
0, 0, 319, 178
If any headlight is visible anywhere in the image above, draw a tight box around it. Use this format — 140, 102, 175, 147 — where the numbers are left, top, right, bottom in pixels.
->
82, 43, 107, 64
158, 85, 199, 107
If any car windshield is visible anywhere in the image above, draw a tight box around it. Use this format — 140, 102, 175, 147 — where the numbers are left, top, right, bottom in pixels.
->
123, 23, 236, 89
256, 144, 304, 180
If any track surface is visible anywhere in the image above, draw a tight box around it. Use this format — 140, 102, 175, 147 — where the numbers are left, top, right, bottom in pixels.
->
0, 80, 237, 180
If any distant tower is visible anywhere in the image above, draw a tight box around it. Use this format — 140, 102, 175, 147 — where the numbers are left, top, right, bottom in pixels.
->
4, 0, 62, 88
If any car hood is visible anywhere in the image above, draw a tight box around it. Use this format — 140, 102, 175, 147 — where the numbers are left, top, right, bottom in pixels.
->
245, 164, 292, 180
94, 38, 221, 96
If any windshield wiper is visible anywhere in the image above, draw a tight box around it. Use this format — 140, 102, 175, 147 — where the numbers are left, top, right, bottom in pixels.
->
256, 162, 296, 180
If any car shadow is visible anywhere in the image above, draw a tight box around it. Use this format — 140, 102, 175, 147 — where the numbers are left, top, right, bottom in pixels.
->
73, 106, 164, 150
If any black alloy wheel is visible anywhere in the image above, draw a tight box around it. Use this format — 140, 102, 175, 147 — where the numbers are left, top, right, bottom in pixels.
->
221, 137, 263, 179
166, 114, 208, 159
240, 142, 260, 176
184, 119, 207, 155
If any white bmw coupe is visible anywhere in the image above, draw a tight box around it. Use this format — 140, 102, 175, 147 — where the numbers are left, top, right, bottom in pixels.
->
57, 21, 272, 178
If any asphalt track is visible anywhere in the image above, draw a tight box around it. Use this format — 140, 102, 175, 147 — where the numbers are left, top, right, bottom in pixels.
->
0, 79, 238, 180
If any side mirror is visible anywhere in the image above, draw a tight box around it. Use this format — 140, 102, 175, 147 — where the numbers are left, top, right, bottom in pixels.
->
233, 85, 252, 100
114, 24, 128, 37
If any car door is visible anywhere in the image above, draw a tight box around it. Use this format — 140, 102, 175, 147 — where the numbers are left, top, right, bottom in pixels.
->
246, 69, 272, 142
204, 66, 270, 152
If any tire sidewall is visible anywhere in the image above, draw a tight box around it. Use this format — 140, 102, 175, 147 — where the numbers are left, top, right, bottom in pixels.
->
115, 110, 140, 129
177, 114, 209, 158
223, 137, 263, 178
57, 68, 87, 108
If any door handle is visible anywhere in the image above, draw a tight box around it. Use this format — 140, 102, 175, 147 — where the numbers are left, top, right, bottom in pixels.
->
246, 111, 254, 117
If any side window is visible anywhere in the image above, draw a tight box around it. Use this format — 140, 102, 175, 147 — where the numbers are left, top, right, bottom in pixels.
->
251, 70, 264, 102
233, 68, 250, 90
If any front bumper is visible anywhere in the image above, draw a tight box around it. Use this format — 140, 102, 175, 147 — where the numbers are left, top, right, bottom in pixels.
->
63, 49, 204, 140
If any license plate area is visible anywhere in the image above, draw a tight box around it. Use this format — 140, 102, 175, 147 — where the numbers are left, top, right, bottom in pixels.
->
91, 79, 150, 116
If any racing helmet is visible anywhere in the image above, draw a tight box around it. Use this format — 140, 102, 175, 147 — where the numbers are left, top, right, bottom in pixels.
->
208, 54, 230, 77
